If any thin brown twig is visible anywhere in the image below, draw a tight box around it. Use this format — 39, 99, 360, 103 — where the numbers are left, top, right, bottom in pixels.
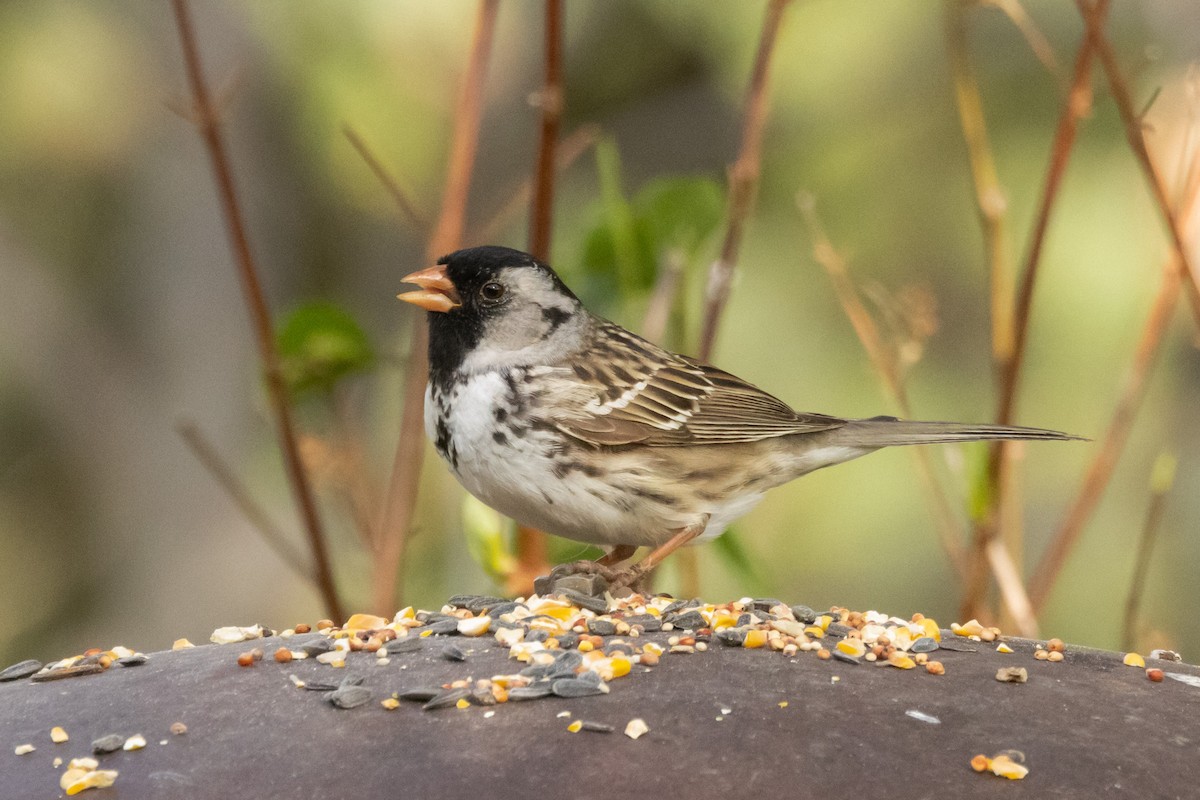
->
528, 0, 563, 261
513, 0, 567, 592
960, 1, 1105, 622
177, 420, 314, 582
473, 124, 600, 244
342, 123, 430, 233
1076, 0, 1200, 329
1120, 453, 1175, 652
640, 249, 686, 344
1027, 1, 1200, 612
798, 195, 968, 578
372, 0, 500, 613
985, 0, 1067, 91
697, 0, 792, 361
171, 0, 343, 622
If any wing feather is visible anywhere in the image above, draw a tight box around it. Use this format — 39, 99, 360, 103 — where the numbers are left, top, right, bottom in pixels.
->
545, 320, 847, 447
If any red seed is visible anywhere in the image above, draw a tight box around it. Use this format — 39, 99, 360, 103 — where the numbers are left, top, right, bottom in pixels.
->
1147, 668, 1165, 682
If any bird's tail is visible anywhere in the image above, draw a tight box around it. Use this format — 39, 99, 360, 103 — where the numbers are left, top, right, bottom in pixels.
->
833, 416, 1084, 448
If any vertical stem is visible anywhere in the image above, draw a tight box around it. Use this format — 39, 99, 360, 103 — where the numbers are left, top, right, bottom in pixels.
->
172, 0, 343, 622
696, 0, 792, 361
1120, 453, 1175, 653
373, 0, 501, 612
512, 0, 565, 592
528, 0, 563, 261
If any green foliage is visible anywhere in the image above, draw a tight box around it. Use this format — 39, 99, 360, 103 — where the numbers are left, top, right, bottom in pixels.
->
711, 528, 764, 590
582, 137, 724, 295
276, 302, 374, 396
461, 495, 516, 583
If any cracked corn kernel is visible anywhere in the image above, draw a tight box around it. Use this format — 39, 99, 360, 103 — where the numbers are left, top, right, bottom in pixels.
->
951, 619, 984, 637
171, 639, 194, 651
381, 698, 400, 710
835, 639, 866, 658
996, 643, 1013, 654
455, 698, 471, 710
567, 720, 583, 733
989, 754, 1029, 780
742, 629, 768, 649
1123, 652, 1145, 668
14, 744, 34, 755
624, 718, 649, 740
50, 726, 68, 744
123, 735, 147, 751
888, 654, 916, 670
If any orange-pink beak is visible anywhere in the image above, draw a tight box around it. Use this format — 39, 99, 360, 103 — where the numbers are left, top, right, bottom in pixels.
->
398, 265, 461, 313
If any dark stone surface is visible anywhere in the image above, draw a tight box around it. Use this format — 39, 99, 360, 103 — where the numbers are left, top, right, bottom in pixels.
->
1, 631, 1197, 799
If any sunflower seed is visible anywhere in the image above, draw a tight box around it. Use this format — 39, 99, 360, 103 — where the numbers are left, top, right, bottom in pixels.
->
552, 678, 605, 698
422, 687, 471, 711
0, 660, 42, 682
508, 684, 555, 701
328, 685, 371, 709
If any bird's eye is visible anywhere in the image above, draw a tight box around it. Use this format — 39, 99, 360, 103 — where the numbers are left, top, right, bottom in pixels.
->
480, 282, 506, 303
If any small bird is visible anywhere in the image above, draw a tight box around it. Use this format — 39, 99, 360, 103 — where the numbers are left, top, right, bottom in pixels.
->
399, 245, 1078, 589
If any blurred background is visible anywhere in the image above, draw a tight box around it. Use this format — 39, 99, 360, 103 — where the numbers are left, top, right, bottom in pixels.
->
1, 0, 1197, 664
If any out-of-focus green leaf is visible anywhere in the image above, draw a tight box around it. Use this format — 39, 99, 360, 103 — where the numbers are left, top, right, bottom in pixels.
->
582, 141, 723, 299
712, 528, 762, 588
633, 176, 724, 258
276, 302, 374, 396
462, 495, 516, 583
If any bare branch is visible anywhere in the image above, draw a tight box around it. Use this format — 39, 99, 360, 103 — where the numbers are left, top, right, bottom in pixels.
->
171, 0, 343, 622
342, 123, 430, 233
696, 0, 793, 361
177, 421, 314, 583
372, 0, 501, 612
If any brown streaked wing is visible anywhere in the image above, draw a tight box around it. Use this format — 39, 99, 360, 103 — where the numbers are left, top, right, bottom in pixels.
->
550, 321, 847, 447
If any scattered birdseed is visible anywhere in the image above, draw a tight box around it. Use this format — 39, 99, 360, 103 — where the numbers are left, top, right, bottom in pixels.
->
423, 687, 472, 710
50, 726, 69, 743
624, 718, 650, 740
905, 709, 941, 724
578, 720, 615, 733
91, 735, 125, 754
14, 744, 34, 755
0, 659, 42, 682
329, 685, 372, 709
567, 719, 583, 733
455, 698, 471, 710
30, 664, 105, 683
210, 624, 265, 645
996, 667, 1028, 683
172, 639, 194, 651
457, 616, 491, 637
170, 722, 188, 736
123, 734, 147, 751
995, 643, 1013, 654
1123, 652, 1146, 668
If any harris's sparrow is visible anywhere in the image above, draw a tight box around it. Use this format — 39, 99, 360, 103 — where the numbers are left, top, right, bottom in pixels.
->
399, 245, 1078, 588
